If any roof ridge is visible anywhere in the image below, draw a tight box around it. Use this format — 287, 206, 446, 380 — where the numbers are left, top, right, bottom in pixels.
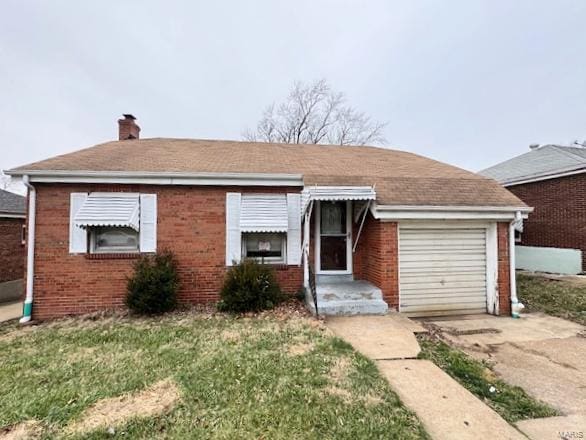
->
550, 145, 586, 163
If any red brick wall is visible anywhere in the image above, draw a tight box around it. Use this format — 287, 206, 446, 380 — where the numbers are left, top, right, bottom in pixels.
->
30, 184, 302, 320
497, 222, 511, 316
354, 214, 399, 309
29, 185, 513, 319
507, 174, 586, 270
0, 217, 25, 283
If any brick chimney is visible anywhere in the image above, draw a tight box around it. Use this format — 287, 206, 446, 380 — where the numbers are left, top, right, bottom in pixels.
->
118, 114, 140, 140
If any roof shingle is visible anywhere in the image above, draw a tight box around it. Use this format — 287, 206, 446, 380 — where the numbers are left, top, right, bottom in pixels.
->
0, 189, 25, 215
9, 138, 524, 207
480, 144, 586, 185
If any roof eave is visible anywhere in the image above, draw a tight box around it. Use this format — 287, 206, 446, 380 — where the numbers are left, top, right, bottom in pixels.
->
0, 211, 26, 218
502, 166, 586, 187
371, 203, 532, 221
5, 170, 304, 187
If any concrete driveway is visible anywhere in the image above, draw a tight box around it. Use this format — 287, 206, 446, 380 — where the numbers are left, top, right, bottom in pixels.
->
0, 301, 22, 323
427, 313, 586, 438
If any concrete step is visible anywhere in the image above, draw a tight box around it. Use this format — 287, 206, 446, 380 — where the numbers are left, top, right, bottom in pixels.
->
316, 274, 354, 283
316, 289, 385, 302
316, 280, 384, 301
308, 280, 388, 316
313, 299, 389, 316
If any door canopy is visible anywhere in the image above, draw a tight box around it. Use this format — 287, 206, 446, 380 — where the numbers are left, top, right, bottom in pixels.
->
301, 186, 376, 214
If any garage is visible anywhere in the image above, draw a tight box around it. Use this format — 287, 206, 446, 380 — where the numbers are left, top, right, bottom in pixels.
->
399, 224, 494, 317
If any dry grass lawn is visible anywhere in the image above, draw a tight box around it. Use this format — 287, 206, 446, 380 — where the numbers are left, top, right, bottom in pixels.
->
0, 305, 428, 439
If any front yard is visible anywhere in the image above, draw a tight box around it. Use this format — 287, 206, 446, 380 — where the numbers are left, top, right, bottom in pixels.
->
517, 273, 586, 325
0, 306, 427, 439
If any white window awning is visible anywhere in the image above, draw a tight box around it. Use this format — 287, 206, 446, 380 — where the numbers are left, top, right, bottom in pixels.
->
74, 193, 140, 231
301, 186, 376, 212
240, 194, 288, 232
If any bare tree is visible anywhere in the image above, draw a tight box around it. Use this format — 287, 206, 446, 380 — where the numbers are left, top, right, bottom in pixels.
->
0, 171, 10, 191
244, 79, 387, 146
0, 171, 26, 195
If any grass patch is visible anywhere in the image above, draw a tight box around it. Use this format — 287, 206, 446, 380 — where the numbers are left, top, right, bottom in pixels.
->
0, 309, 428, 439
417, 334, 558, 423
517, 273, 586, 325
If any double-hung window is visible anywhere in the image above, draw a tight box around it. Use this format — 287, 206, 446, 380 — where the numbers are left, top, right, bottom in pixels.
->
70, 192, 157, 254
242, 232, 286, 263
90, 226, 140, 253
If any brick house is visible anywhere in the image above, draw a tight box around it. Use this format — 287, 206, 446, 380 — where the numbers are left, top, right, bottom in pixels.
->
0, 189, 26, 303
481, 144, 586, 274
6, 115, 529, 321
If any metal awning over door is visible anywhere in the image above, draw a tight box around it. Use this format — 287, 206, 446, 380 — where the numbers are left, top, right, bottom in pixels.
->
301, 186, 376, 213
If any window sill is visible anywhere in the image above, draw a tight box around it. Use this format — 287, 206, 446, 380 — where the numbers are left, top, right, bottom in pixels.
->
85, 253, 141, 260
272, 264, 290, 271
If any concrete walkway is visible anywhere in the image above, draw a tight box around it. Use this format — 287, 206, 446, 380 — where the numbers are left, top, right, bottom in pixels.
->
378, 360, 525, 440
516, 414, 586, 440
326, 314, 525, 440
326, 314, 422, 359
429, 313, 586, 437
0, 301, 22, 323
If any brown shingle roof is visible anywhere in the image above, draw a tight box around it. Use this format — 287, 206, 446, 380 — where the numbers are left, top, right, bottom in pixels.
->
9, 138, 524, 207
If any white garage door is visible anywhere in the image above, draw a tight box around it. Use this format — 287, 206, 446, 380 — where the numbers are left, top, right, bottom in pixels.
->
399, 226, 488, 317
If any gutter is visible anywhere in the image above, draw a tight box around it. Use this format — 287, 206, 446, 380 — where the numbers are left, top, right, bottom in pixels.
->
20, 175, 36, 324
371, 203, 533, 220
374, 204, 532, 212
0, 212, 26, 219
4, 170, 304, 187
501, 166, 586, 187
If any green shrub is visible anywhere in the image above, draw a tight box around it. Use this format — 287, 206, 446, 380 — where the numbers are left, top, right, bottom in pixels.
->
126, 250, 179, 315
219, 259, 282, 312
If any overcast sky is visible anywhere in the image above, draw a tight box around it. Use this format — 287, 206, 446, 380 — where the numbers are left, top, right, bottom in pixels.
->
1, 0, 585, 181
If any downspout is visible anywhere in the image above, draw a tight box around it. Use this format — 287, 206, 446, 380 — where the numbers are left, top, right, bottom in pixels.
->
302, 200, 313, 289
509, 211, 524, 318
20, 175, 36, 324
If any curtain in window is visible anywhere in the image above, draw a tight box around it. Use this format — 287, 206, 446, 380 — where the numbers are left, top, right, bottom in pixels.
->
321, 203, 345, 235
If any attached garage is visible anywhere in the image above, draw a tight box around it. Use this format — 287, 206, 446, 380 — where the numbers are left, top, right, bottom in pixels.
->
398, 222, 498, 317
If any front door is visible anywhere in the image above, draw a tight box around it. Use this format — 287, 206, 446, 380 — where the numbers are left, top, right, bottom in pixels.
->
318, 201, 351, 273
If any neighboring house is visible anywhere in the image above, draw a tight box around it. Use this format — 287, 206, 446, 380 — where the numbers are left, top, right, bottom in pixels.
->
0, 189, 26, 303
5, 115, 529, 321
481, 144, 586, 274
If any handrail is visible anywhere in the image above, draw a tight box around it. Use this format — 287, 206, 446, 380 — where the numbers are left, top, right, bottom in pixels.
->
308, 263, 318, 317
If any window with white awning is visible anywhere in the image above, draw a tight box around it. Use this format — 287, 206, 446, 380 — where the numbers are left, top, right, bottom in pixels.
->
69, 192, 157, 254
240, 194, 288, 233
74, 193, 140, 231
225, 193, 301, 266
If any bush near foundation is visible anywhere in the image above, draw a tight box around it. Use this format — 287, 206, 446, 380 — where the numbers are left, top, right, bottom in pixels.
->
126, 250, 179, 315
218, 259, 282, 312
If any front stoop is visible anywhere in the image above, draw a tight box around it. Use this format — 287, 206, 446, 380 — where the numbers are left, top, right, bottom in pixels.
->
307, 280, 388, 316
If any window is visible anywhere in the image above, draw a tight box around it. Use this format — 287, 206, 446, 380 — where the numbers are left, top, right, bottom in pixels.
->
90, 227, 139, 253
242, 233, 286, 264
